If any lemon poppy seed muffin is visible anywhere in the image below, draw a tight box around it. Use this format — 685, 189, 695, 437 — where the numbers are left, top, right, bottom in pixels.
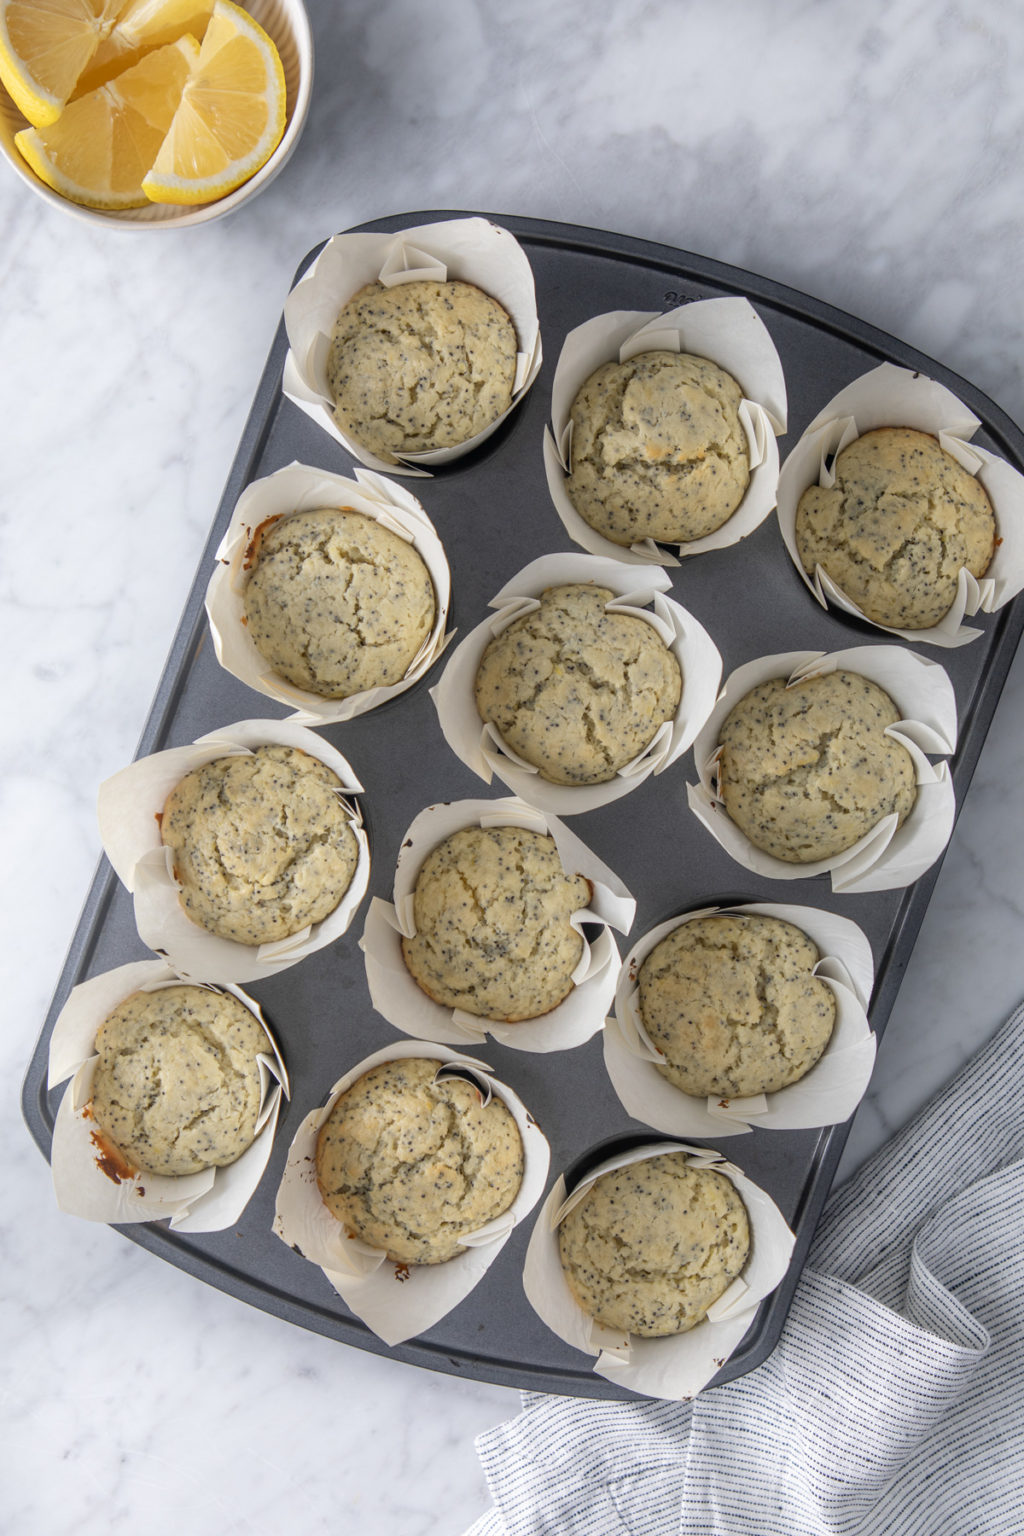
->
315, 1057, 524, 1265
474, 584, 683, 786
566, 351, 750, 546
161, 744, 359, 945
242, 507, 436, 700
795, 427, 996, 629
638, 914, 836, 1098
717, 670, 917, 864
90, 985, 268, 1178
401, 825, 591, 1021
558, 1153, 750, 1337
326, 279, 518, 460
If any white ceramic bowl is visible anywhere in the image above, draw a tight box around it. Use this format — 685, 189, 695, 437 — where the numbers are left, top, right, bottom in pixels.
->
0, 0, 313, 230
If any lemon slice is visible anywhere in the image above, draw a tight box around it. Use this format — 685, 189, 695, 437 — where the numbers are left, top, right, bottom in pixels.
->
0, 0, 122, 126
14, 33, 199, 207
141, 0, 285, 205
73, 0, 213, 96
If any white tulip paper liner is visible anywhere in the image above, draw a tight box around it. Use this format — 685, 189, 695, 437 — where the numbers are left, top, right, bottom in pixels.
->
686, 645, 958, 894
204, 462, 453, 724
47, 959, 288, 1232
543, 297, 787, 566
522, 1140, 795, 1400
272, 1040, 550, 1346
777, 362, 1024, 646
605, 902, 876, 1137
360, 797, 636, 1052
97, 719, 370, 984
282, 217, 543, 475
431, 554, 723, 816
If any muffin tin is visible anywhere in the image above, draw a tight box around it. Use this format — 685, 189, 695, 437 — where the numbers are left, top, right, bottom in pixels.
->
21, 213, 1024, 1399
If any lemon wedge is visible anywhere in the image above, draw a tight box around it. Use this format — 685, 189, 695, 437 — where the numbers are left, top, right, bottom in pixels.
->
0, 0, 121, 126
141, 0, 285, 205
72, 0, 213, 95
14, 33, 198, 207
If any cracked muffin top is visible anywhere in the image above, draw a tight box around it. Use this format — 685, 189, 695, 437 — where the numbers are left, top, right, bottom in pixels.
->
242, 507, 436, 700
326, 279, 518, 461
717, 669, 917, 864
558, 1152, 750, 1337
473, 583, 683, 786
638, 913, 836, 1098
565, 350, 750, 546
160, 744, 360, 946
795, 427, 996, 629
315, 1056, 524, 1265
90, 984, 268, 1178
401, 824, 591, 1022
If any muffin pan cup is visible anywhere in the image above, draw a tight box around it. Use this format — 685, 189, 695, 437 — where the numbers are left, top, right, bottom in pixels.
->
282, 216, 543, 474
272, 1040, 550, 1346
205, 461, 453, 723
359, 796, 636, 1053
522, 1140, 794, 1401
687, 645, 958, 894
776, 362, 1024, 646
543, 297, 787, 565
604, 902, 876, 1137
47, 960, 288, 1232
431, 552, 723, 816
96, 718, 370, 984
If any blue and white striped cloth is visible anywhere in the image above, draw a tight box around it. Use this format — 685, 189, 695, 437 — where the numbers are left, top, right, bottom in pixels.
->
464, 1002, 1024, 1535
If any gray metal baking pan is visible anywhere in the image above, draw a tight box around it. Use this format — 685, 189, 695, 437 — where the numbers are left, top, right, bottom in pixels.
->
22, 212, 1024, 1400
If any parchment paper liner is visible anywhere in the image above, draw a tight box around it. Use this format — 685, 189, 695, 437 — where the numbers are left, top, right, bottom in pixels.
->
97, 718, 370, 984
360, 797, 636, 1052
282, 216, 543, 476
204, 462, 453, 724
522, 1140, 795, 1400
430, 554, 723, 816
776, 362, 1024, 646
686, 645, 957, 894
272, 1040, 550, 1346
543, 297, 788, 565
47, 959, 288, 1233
605, 902, 876, 1137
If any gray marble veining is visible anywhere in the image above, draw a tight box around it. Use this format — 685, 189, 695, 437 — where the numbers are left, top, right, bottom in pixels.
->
3, 2, 1024, 1531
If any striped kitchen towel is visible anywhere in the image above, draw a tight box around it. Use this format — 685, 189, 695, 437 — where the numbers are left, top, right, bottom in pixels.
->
464, 1001, 1024, 1535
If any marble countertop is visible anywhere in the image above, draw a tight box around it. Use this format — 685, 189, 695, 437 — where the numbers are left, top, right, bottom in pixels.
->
4, 3, 1024, 1532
